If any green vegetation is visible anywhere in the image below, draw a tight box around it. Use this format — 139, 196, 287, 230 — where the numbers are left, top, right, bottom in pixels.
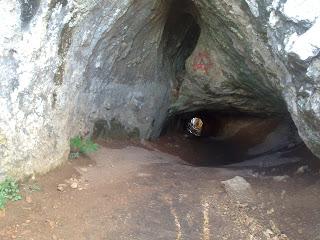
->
69, 136, 99, 159
0, 178, 22, 209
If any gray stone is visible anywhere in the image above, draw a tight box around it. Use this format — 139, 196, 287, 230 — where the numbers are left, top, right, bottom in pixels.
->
221, 176, 255, 204
0, 0, 320, 179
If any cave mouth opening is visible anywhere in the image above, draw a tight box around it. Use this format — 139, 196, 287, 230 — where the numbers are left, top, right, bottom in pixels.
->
151, 0, 315, 167
156, 110, 313, 167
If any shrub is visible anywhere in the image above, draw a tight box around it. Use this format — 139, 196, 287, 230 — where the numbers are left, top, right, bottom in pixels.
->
69, 136, 98, 159
0, 178, 22, 209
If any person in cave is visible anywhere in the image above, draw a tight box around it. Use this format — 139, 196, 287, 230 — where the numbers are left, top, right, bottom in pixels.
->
187, 117, 203, 137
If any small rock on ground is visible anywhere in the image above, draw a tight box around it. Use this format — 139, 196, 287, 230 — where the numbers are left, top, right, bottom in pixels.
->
221, 176, 255, 204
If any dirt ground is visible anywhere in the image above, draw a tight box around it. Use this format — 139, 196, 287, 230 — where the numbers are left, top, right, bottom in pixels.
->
0, 138, 320, 240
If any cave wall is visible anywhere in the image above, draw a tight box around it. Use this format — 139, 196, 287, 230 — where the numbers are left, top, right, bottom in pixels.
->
0, 0, 74, 179
171, 0, 288, 115
0, 0, 175, 179
0, 0, 319, 179
170, 0, 320, 158
67, 0, 172, 139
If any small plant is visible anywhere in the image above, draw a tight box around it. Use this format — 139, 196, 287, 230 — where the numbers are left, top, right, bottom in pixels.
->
0, 178, 22, 209
69, 136, 98, 159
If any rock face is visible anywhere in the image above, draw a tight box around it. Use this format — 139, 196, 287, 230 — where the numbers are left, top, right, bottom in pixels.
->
0, 0, 319, 179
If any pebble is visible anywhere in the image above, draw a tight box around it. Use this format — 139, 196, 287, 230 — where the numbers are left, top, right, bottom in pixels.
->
296, 165, 309, 174
46, 219, 55, 229
57, 184, 67, 192
281, 190, 286, 199
267, 208, 274, 215
221, 176, 255, 204
70, 182, 78, 189
273, 175, 289, 182
25, 196, 32, 203
263, 229, 274, 238
137, 173, 152, 177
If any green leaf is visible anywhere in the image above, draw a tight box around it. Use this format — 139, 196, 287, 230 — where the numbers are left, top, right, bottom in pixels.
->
0, 178, 22, 209
70, 136, 99, 155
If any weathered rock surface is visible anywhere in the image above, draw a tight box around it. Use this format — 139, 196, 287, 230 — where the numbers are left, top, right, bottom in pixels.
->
222, 176, 255, 204
0, 0, 319, 178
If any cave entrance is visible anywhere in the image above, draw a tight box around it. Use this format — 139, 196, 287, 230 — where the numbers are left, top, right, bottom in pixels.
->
150, 0, 316, 167
155, 110, 316, 167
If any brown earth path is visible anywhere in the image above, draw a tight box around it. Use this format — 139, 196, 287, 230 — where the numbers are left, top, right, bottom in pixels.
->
0, 141, 320, 240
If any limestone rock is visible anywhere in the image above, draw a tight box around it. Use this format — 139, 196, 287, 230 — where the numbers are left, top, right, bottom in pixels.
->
221, 176, 255, 204
0, 0, 320, 179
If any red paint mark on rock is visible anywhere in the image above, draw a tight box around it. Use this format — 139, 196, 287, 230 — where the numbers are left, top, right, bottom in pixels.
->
192, 52, 213, 75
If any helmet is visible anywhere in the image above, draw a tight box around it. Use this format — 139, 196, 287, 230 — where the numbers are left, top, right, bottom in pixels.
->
187, 117, 203, 136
